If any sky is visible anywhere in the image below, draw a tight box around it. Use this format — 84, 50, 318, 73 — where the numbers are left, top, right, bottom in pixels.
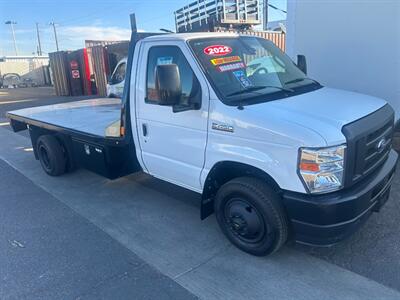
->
0, 0, 287, 56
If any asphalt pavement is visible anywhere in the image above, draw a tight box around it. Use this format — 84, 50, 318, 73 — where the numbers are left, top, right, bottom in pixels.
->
0, 87, 94, 117
1, 88, 197, 299
0, 159, 196, 300
1, 87, 400, 299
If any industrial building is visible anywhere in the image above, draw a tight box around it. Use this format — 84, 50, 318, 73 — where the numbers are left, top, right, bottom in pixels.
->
174, 0, 261, 33
0, 55, 50, 86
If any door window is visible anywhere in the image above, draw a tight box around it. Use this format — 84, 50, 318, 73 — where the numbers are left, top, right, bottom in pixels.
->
111, 62, 126, 84
146, 46, 200, 106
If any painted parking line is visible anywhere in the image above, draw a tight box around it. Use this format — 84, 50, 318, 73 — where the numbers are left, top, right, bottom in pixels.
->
0, 126, 399, 300
0, 99, 37, 105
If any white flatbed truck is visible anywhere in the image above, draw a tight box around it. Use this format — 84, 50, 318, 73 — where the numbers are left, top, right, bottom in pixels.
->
7, 30, 398, 256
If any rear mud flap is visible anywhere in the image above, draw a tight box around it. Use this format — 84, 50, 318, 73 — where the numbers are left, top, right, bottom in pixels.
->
10, 119, 27, 132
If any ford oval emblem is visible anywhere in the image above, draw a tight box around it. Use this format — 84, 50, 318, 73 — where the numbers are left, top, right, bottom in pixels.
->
377, 138, 386, 153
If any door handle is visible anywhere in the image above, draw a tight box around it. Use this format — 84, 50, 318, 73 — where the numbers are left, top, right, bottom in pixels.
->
142, 123, 148, 136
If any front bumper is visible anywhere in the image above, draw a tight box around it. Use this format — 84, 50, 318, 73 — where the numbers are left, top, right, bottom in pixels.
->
282, 150, 398, 246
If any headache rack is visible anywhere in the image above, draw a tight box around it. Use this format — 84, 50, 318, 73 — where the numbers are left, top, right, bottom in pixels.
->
175, 0, 261, 33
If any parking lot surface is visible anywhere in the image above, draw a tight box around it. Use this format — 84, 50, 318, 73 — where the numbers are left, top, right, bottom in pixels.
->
0, 87, 94, 118
0, 159, 196, 300
1, 87, 400, 299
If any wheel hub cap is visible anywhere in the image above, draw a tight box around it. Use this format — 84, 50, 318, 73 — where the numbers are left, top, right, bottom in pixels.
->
225, 198, 265, 243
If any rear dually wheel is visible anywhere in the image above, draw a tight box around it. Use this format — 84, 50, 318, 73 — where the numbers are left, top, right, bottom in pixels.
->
36, 135, 67, 176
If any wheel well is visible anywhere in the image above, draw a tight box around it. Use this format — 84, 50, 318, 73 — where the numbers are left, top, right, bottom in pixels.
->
200, 161, 281, 220
29, 126, 76, 171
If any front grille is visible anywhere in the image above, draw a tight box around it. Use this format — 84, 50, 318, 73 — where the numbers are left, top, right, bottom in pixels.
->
342, 104, 394, 187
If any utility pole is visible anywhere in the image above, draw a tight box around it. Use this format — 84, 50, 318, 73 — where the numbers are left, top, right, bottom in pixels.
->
49, 21, 59, 51
263, 0, 268, 31
5, 20, 18, 56
35, 22, 42, 56
263, 1, 287, 31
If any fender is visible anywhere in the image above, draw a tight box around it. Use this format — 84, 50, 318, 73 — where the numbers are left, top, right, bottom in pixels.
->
200, 161, 281, 219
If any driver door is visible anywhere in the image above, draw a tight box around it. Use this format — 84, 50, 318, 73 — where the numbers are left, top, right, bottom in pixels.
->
135, 41, 209, 192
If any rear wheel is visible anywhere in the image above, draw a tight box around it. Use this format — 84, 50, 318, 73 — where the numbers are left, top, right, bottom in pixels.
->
36, 135, 66, 176
215, 177, 288, 256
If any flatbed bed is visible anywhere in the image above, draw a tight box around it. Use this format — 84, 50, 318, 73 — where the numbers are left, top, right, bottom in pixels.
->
6, 97, 140, 180
7, 98, 121, 138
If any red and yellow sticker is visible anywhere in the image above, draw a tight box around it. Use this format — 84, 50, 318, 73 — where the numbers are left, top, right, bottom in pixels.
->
210, 55, 241, 66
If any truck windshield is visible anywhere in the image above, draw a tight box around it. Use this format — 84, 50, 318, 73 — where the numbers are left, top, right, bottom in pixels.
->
189, 36, 321, 105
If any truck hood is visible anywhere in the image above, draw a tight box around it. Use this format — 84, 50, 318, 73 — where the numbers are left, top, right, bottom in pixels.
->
247, 87, 387, 145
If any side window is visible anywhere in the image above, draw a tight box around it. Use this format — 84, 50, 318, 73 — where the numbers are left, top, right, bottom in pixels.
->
146, 46, 200, 105
111, 63, 126, 84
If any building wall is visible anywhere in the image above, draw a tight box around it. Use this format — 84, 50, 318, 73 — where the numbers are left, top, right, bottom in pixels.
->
286, 0, 400, 119
0, 56, 49, 85
0, 61, 29, 75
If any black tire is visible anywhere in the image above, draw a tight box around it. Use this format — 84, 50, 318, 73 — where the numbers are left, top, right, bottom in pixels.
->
36, 135, 66, 176
215, 177, 288, 256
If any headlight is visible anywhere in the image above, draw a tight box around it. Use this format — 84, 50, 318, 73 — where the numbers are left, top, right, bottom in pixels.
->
298, 145, 346, 194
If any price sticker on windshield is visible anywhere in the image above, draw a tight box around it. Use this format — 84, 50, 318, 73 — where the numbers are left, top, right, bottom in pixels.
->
204, 45, 232, 56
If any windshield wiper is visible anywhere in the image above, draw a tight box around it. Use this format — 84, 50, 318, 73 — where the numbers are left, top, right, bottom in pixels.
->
226, 85, 294, 97
284, 77, 320, 86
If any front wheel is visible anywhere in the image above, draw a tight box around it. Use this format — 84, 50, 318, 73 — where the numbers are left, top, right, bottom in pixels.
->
215, 177, 288, 256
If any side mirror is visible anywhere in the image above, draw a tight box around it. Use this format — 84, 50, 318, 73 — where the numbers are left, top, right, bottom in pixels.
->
155, 64, 182, 106
297, 54, 307, 75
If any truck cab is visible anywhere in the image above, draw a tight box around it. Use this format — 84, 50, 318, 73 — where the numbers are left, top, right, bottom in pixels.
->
7, 32, 398, 256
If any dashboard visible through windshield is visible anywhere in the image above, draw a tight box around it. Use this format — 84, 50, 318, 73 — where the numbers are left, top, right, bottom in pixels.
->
189, 36, 322, 106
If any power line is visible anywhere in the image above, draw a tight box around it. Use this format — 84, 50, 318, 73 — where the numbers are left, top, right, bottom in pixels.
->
261, 1, 287, 30
268, 3, 287, 14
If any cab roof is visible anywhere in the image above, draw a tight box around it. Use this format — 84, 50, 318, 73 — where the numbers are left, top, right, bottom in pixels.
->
142, 32, 241, 42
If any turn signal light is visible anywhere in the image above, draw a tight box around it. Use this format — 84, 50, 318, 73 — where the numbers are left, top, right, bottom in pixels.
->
299, 162, 320, 172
